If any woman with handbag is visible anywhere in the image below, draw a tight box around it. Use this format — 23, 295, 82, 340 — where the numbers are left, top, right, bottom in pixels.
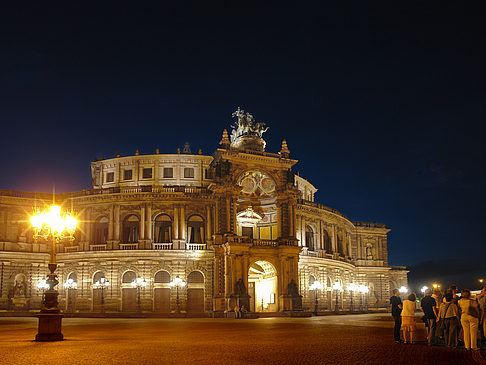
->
458, 289, 480, 350
438, 292, 460, 348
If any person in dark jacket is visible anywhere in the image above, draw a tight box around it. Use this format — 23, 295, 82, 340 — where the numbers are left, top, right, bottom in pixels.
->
390, 289, 403, 343
421, 288, 438, 345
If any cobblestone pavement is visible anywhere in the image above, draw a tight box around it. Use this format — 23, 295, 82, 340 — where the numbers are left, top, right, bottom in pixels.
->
0, 314, 485, 365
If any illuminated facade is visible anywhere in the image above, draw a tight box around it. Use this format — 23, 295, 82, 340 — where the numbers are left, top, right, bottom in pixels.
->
0, 109, 407, 315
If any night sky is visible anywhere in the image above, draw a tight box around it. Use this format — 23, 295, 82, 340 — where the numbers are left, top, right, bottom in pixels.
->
1, 3, 484, 290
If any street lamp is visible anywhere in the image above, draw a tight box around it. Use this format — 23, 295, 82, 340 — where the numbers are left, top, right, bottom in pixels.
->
30, 204, 77, 341
333, 281, 343, 314
131, 277, 147, 312
309, 280, 323, 315
399, 286, 408, 297
169, 275, 186, 313
63, 278, 77, 313
93, 278, 110, 312
347, 283, 357, 312
420, 286, 428, 295
358, 284, 369, 312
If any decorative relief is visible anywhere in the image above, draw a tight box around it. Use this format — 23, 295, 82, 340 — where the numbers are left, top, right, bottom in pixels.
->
238, 171, 275, 196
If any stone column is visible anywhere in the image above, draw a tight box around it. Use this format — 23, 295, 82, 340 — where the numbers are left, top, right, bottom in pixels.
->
140, 204, 145, 241
85, 208, 91, 244
180, 205, 186, 242
206, 206, 211, 242
173, 206, 179, 240
331, 225, 337, 253
108, 204, 114, 240
147, 204, 152, 241
226, 198, 231, 234
114, 204, 120, 241
277, 205, 282, 238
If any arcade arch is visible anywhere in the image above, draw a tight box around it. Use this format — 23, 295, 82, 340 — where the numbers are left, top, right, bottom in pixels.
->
248, 261, 277, 312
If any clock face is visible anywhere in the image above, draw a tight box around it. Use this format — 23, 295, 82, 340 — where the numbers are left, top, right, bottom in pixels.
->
239, 171, 275, 195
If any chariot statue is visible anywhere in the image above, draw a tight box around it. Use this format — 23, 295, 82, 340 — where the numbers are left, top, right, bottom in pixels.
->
230, 107, 269, 151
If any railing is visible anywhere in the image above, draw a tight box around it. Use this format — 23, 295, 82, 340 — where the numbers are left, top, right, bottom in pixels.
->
120, 243, 138, 250
353, 221, 387, 228
90, 244, 107, 251
251, 239, 278, 247
0, 185, 212, 201
297, 199, 348, 219
226, 236, 298, 247
153, 243, 172, 250
186, 243, 206, 250
64, 245, 79, 252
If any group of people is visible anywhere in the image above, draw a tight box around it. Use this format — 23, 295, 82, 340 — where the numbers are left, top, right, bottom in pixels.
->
234, 305, 247, 319
390, 285, 486, 350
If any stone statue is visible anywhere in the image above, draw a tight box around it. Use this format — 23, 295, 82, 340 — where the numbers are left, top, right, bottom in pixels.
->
287, 279, 299, 296
14, 281, 25, 297
235, 278, 246, 296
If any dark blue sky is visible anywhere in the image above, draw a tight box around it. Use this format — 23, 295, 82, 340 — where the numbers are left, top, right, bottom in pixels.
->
1, 3, 485, 279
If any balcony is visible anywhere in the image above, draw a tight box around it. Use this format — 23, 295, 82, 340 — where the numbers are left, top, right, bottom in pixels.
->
186, 243, 206, 250
153, 243, 172, 250
120, 243, 138, 250
90, 244, 107, 251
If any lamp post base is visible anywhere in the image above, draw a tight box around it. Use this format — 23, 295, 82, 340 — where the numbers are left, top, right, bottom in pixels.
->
35, 313, 64, 341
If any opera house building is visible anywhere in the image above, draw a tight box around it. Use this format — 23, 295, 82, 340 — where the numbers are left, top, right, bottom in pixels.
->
0, 109, 407, 315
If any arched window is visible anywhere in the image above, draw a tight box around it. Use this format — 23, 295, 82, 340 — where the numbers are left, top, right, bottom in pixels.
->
94, 217, 109, 244
154, 214, 172, 243
305, 226, 315, 251
322, 230, 332, 252
187, 215, 205, 244
93, 271, 105, 284
309, 275, 316, 286
187, 271, 204, 284
122, 271, 136, 283
68, 272, 77, 282
122, 215, 139, 243
154, 271, 170, 283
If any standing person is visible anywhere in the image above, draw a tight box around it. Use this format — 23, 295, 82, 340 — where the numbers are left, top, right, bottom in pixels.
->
439, 292, 460, 348
234, 304, 240, 319
390, 289, 403, 343
458, 289, 480, 350
421, 288, 438, 345
479, 286, 486, 344
401, 293, 417, 344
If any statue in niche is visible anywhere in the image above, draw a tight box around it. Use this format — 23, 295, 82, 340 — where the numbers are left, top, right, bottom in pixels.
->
235, 278, 246, 296
14, 279, 26, 297
287, 279, 299, 296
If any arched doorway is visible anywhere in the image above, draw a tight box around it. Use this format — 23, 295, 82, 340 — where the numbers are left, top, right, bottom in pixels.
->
153, 214, 172, 243
248, 261, 277, 312
186, 271, 205, 313
153, 270, 170, 312
121, 271, 137, 312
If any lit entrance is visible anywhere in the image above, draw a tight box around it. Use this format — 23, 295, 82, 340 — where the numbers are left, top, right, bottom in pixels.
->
248, 261, 277, 312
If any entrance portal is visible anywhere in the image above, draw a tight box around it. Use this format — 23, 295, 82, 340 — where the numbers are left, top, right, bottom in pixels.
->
248, 261, 277, 312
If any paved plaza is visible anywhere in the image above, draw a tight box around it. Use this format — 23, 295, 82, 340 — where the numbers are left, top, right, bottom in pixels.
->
0, 313, 484, 365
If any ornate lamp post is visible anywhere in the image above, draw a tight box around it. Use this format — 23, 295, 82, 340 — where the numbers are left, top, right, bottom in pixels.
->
93, 278, 109, 312
309, 280, 322, 315
358, 284, 369, 312
30, 204, 77, 341
63, 278, 77, 313
131, 277, 147, 312
332, 281, 343, 314
169, 275, 186, 313
347, 283, 356, 312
